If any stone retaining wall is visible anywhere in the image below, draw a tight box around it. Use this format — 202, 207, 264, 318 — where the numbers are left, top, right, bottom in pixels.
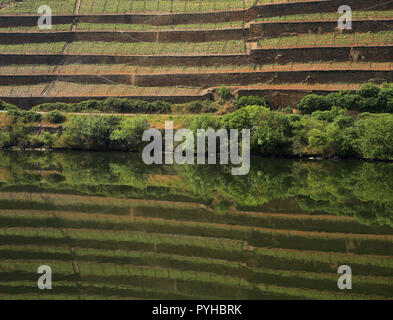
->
249, 19, 393, 38
0, 53, 250, 66
250, 46, 393, 64
237, 88, 343, 107
1, 87, 345, 108
1, 70, 392, 86
2, 17, 392, 44
252, 0, 393, 19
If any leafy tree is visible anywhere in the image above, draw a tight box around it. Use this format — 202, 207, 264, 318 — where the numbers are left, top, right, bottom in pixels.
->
377, 87, 393, 113
188, 114, 221, 133
45, 110, 66, 124
355, 114, 393, 160
358, 83, 380, 98
63, 115, 118, 149
251, 108, 294, 155
235, 96, 269, 109
292, 108, 357, 157
110, 117, 149, 151
298, 94, 330, 114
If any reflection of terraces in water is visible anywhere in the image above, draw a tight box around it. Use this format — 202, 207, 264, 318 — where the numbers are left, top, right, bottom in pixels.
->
0, 0, 393, 107
0, 152, 392, 299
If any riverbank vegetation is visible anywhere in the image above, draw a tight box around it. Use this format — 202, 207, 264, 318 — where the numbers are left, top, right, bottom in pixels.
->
1, 83, 393, 160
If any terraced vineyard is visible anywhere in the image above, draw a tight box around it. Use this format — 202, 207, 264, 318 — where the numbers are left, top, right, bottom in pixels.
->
1, 0, 393, 301
0, 0, 393, 108
0, 151, 392, 299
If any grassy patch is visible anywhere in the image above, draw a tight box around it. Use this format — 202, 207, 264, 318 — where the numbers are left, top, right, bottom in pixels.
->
0, 42, 66, 53
77, 21, 244, 31
256, 10, 393, 22
78, 0, 255, 14
0, 0, 76, 14
67, 40, 246, 55
257, 31, 393, 48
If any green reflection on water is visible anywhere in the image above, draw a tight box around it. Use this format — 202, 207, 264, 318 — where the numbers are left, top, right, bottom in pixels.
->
0, 151, 392, 300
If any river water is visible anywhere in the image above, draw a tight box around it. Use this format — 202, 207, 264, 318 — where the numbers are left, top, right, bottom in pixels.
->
0, 150, 392, 299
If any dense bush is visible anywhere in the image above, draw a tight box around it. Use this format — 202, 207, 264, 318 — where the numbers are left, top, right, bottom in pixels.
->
62, 115, 120, 149
0, 100, 19, 111
221, 105, 296, 155
189, 105, 393, 159
172, 100, 218, 114
355, 114, 393, 160
32, 102, 69, 112
45, 110, 66, 124
33, 98, 172, 114
292, 108, 358, 157
6, 110, 42, 123
188, 114, 221, 133
0, 132, 11, 148
297, 83, 393, 114
110, 117, 149, 151
235, 96, 269, 109
358, 83, 381, 98
377, 86, 393, 113
221, 104, 265, 130
60, 115, 150, 151
30, 131, 57, 148
297, 94, 330, 114
217, 86, 232, 101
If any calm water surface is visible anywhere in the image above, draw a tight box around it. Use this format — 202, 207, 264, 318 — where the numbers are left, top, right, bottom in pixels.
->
0, 151, 392, 299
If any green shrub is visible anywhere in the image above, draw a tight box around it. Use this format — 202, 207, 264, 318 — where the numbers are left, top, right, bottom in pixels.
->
30, 131, 57, 148
21, 111, 42, 123
75, 101, 96, 112
110, 117, 149, 150
45, 110, 66, 124
6, 110, 42, 123
63, 115, 118, 149
6, 109, 22, 120
298, 94, 330, 114
0, 125, 27, 149
358, 83, 380, 98
355, 114, 393, 160
188, 114, 221, 133
377, 87, 393, 113
251, 107, 294, 155
32, 98, 173, 114
149, 101, 171, 113
217, 86, 232, 101
173, 100, 217, 114
0, 131, 11, 148
221, 105, 267, 130
292, 108, 358, 158
235, 96, 269, 109
0, 100, 18, 111
188, 101, 204, 113
32, 102, 70, 112
298, 83, 393, 113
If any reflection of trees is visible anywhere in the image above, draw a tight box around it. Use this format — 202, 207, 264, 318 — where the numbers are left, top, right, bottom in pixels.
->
0, 151, 393, 226
179, 159, 393, 227
178, 159, 295, 207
